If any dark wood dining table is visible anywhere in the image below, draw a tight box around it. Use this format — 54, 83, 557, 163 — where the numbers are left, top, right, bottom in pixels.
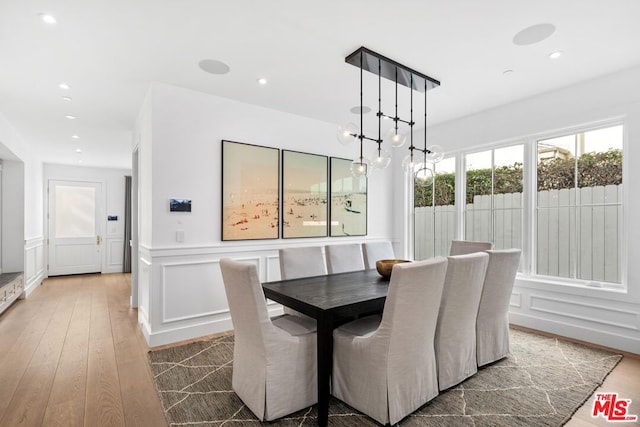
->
262, 269, 389, 426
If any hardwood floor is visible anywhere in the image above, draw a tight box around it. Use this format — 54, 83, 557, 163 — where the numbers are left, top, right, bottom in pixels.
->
0, 273, 166, 427
0, 273, 638, 426
568, 356, 640, 426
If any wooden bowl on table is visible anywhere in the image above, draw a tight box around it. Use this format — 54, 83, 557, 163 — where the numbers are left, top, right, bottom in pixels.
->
375, 259, 410, 279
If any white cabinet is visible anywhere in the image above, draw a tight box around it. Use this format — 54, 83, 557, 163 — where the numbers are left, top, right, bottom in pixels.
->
0, 272, 24, 315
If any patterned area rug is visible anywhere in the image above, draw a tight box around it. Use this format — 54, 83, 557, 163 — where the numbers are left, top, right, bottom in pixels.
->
148, 329, 621, 426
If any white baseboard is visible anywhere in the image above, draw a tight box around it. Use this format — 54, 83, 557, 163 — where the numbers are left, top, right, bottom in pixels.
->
140, 305, 285, 347
143, 317, 234, 347
509, 312, 640, 355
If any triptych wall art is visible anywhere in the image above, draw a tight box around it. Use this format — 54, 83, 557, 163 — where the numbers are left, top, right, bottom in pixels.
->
221, 140, 367, 241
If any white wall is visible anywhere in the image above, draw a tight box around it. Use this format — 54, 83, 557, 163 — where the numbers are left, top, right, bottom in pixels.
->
43, 164, 131, 275
2, 160, 24, 272
0, 113, 44, 295
400, 65, 640, 353
136, 83, 394, 346
135, 89, 153, 248
0, 114, 43, 237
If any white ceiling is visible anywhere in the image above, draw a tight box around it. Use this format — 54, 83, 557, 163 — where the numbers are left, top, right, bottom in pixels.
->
1, 0, 640, 169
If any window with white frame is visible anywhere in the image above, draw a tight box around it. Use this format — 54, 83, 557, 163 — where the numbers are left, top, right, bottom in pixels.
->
535, 125, 623, 284
464, 145, 524, 251
414, 157, 456, 260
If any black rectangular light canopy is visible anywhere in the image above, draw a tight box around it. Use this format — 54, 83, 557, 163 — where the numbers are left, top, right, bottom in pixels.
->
345, 46, 440, 92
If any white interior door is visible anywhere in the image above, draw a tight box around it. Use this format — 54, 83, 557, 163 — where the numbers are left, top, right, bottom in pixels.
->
48, 180, 103, 276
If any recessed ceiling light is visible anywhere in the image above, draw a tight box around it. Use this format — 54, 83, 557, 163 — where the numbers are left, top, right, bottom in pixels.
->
62, 96, 72, 101
350, 106, 372, 114
65, 115, 76, 119
257, 78, 268, 85
38, 13, 56, 24
58, 82, 71, 90
513, 23, 556, 46
549, 51, 563, 59
198, 59, 230, 75
75, 149, 82, 153
72, 135, 79, 139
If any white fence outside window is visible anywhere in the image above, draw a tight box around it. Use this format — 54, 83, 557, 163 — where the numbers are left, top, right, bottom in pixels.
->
414, 184, 622, 284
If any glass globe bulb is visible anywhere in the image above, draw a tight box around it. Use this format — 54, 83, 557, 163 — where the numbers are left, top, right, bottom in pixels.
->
350, 156, 371, 178
337, 123, 358, 145
371, 147, 391, 169
401, 154, 419, 173
386, 127, 407, 147
414, 165, 433, 184
425, 144, 445, 163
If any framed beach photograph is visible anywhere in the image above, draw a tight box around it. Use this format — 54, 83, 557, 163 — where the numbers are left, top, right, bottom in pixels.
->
329, 157, 367, 236
221, 140, 280, 241
282, 150, 328, 238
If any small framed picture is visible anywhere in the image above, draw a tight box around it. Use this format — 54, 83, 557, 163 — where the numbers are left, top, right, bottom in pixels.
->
170, 198, 192, 212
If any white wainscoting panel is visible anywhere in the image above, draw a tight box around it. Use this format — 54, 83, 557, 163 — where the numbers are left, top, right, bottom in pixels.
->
137, 241, 388, 347
529, 295, 638, 330
35, 244, 44, 277
26, 246, 35, 281
266, 255, 281, 282
161, 259, 228, 323
509, 311, 640, 354
509, 292, 521, 308
138, 256, 151, 326
24, 237, 45, 295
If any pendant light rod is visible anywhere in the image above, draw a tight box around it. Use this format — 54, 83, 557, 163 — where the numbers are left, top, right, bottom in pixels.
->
377, 58, 382, 155
379, 113, 413, 125
394, 68, 399, 134
409, 73, 414, 162
423, 79, 428, 163
359, 50, 363, 143
359, 50, 364, 161
413, 79, 437, 157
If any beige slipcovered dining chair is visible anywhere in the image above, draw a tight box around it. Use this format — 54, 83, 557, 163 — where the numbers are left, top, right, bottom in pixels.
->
435, 252, 489, 390
325, 243, 365, 274
220, 258, 317, 421
279, 246, 327, 280
476, 249, 522, 367
362, 241, 395, 270
332, 257, 448, 425
449, 240, 493, 256
278, 246, 326, 318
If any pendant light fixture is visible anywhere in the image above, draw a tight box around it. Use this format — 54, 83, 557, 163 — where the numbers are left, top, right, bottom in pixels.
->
338, 47, 442, 177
